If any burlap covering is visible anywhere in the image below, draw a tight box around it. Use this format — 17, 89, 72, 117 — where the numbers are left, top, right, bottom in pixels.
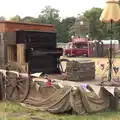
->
21, 84, 109, 114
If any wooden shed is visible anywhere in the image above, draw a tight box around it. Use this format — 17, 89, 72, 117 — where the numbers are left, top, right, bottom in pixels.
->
0, 21, 54, 71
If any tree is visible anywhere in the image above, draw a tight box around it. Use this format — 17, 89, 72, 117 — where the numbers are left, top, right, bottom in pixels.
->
21, 16, 39, 23
119, 0, 120, 6
113, 0, 120, 44
84, 7, 108, 40
38, 6, 61, 41
10, 15, 21, 21
70, 15, 89, 38
58, 17, 76, 42
38, 5, 60, 24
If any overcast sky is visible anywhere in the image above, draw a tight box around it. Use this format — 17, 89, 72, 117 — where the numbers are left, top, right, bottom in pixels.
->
0, 0, 106, 19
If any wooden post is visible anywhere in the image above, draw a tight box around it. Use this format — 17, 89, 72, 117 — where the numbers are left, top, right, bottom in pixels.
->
17, 44, 25, 65
17, 44, 28, 72
0, 33, 4, 67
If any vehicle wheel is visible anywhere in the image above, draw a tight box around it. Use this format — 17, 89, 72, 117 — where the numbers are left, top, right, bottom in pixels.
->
67, 54, 71, 57
2, 61, 30, 102
82, 54, 88, 57
4, 73, 30, 102
84, 54, 88, 57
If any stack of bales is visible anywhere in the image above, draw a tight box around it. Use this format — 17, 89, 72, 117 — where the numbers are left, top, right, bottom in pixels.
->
66, 60, 95, 81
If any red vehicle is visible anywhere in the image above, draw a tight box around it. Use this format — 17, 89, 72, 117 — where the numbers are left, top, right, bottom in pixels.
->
64, 37, 88, 57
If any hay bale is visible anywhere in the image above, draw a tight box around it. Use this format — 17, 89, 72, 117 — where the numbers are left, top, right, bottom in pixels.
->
66, 60, 95, 81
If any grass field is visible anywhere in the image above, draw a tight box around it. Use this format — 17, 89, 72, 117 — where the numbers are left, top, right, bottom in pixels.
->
1, 57, 120, 120
0, 101, 120, 120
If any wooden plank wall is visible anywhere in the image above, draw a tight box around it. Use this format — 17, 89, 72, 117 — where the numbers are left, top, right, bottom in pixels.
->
4, 32, 16, 44
17, 44, 25, 64
6, 44, 28, 72
17, 44, 28, 72
7, 45, 16, 62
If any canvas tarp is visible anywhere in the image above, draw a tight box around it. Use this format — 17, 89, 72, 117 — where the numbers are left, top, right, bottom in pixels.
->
20, 83, 111, 114
0, 69, 119, 114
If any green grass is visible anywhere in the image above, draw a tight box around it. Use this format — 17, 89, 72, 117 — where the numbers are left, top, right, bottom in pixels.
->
0, 101, 120, 120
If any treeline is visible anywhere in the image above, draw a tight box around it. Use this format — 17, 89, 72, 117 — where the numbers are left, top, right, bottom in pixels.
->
1, 5, 120, 43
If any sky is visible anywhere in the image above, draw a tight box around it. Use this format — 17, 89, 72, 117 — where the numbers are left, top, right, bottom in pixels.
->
0, 0, 106, 20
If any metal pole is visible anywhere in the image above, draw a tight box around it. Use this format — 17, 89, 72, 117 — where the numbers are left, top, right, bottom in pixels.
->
108, 21, 113, 82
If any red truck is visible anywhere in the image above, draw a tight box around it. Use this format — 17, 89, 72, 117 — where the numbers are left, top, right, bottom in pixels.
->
64, 37, 89, 57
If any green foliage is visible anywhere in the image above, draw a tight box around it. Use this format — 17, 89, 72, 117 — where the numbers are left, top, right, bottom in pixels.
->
38, 5, 60, 24
58, 17, 76, 42
7, 5, 120, 43
10, 15, 21, 22
84, 7, 107, 40
114, 22, 120, 43
38, 5, 62, 41
70, 15, 89, 37
21, 16, 39, 23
